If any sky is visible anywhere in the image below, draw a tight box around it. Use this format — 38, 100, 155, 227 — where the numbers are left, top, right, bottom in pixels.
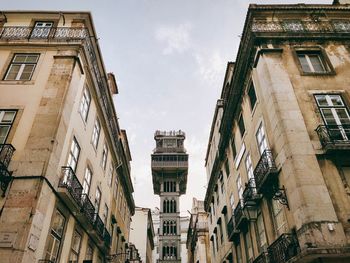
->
2, 0, 331, 216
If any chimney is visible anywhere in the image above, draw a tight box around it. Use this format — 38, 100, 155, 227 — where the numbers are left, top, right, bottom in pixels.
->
107, 73, 119, 95
333, 0, 350, 4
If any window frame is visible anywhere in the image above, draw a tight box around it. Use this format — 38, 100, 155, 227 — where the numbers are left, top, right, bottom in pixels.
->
101, 143, 108, 170
69, 229, 82, 263
0, 110, 17, 144
91, 118, 101, 150
79, 88, 91, 123
238, 113, 246, 138
247, 82, 258, 111
67, 137, 80, 173
4, 53, 40, 81
293, 47, 335, 76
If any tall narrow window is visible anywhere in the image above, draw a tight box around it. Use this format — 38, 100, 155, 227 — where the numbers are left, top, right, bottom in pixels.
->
103, 203, 109, 225
256, 123, 268, 155
82, 166, 92, 195
0, 110, 17, 143
220, 173, 225, 194
107, 163, 113, 187
91, 119, 101, 149
231, 136, 237, 160
67, 137, 80, 172
44, 209, 66, 262
31, 21, 53, 38
297, 51, 329, 73
79, 88, 91, 122
238, 113, 245, 137
230, 194, 235, 213
224, 160, 230, 178
271, 199, 287, 236
248, 83, 257, 110
256, 208, 267, 252
245, 153, 254, 180
101, 143, 108, 170
236, 175, 243, 200
69, 230, 82, 263
4, 54, 39, 81
114, 174, 119, 198
315, 94, 350, 141
94, 187, 101, 214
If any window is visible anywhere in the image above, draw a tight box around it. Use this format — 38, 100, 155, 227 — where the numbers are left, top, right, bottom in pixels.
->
103, 203, 109, 225
118, 191, 123, 210
94, 187, 101, 214
271, 199, 287, 236
4, 54, 39, 81
224, 159, 230, 178
256, 123, 268, 155
230, 194, 235, 213
245, 153, 254, 180
82, 166, 92, 195
101, 143, 108, 170
248, 83, 257, 110
231, 136, 237, 160
31, 21, 53, 38
91, 119, 101, 149
79, 88, 91, 122
238, 113, 245, 137
220, 173, 224, 194
69, 230, 82, 263
107, 163, 113, 187
44, 209, 66, 262
0, 110, 17, 143
218, 219, 224, 243
256, 208, 267, 252
315, 94, 350, 140
297, 51, 329, 73
114, 174, 119, 198
236, 175, 243, 200
67, 137, 80, 172
85, 243, 94, 261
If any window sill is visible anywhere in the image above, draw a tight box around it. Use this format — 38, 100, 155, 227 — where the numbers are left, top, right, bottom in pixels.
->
0, 80, 35, 85
300, 71, 336, 76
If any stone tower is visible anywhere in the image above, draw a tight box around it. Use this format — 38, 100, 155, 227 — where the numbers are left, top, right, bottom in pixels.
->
151, 130, 188, 262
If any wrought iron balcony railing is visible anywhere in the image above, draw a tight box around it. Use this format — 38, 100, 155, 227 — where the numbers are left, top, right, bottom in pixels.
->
253, 149, 278, 194
227, 216, 240, 243
0, 144, 15, 194
234, 201, 248, 230
242, 178, 261, 203
0, 26, 88, 40
59, 167, 84, 207
252, 252, 268, 263
316, 125, 350, 150
267, 233, 300, 263
94, 213, 105, 240
81, 194, 95, 225
103, 227, 112, 247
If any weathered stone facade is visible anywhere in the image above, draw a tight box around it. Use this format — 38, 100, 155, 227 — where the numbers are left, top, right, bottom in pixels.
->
0, 11, 135, 263
205, 2, 350, 263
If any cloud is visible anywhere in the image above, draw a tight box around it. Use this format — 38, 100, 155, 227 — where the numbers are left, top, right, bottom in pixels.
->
194, 49, 227, 86
155, 23, 193, 55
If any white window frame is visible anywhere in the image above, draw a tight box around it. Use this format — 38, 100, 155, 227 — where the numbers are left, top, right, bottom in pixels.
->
297, 52, 327, 73
79, 88, 91, 122
82, 166, 92, 195
91, 118, 101, 149
245, 153, 254, 180
101, 143, 108, 170
4, 54, 39, 81
67, 137, 80, 172
256, 123, 268, 156
69, 230, 82, 263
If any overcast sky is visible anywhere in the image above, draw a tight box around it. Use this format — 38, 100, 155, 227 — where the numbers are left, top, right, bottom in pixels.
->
2, 0, 331, 215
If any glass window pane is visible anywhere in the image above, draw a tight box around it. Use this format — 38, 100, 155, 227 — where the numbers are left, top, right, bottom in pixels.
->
0, 126, 10, 144
321, 109, 337, 125
309, 54, 325, 72
330, 95, 343, 106
51, 210, 65, 236
6, 65, 21, 80
13, 55, 26, 63
336, 109, 350, 125
298, 54, 311, 72
25, 55, 39, 63
315, 95, 328, 106
2, 112, 16, 123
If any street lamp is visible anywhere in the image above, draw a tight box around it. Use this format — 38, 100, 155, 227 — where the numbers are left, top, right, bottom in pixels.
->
243, 201, 258, 221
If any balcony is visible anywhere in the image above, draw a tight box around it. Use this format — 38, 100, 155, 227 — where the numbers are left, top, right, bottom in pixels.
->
227, 216, 240, 243
234, 201, 248, 230
252, 252, 268, 263
151, 155, 188, 171
267, 233, 300, 263
316, 125, 350, 152
242, 178, 261, 203
0, 144, 15, 194
58, 167, 111, 250
253, 149, 278, 195
153, 147, 185, 154
58, 167, 84, 211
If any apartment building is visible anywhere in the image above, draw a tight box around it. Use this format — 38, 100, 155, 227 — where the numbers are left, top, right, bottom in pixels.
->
130, 207, 155, 263
0, 11, 135, 263
186, 198, 211, 263
205, 1, 350, 263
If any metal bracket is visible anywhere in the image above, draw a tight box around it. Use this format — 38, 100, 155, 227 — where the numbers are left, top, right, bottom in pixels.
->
272, 185, 289, 210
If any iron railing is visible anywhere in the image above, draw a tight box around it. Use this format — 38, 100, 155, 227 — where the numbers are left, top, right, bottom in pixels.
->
81, 194, 95, 225
151, 160, 188, 168
155, 130, 185, 137
59, 167, 84, 207
268, 233, 300, 263
253, 149, 278, 192
103, 227, 112, 247
252, 252, 268, 263
0, 26, 88, 40
234, 201, 245, 228
316, 125, 350, 147
0, 144, 15, 193
252, 19, 350, 34
227, 216, 240, 242
242, 178, 258, 203
94, 214, 105, 239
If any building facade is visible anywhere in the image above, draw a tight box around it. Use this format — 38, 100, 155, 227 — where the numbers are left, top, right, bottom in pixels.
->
130, 207, 155, 263
151, 130, 188, 262
205, 1, 350, 263
0, 11, 135, 263
186, 198, 211, 263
